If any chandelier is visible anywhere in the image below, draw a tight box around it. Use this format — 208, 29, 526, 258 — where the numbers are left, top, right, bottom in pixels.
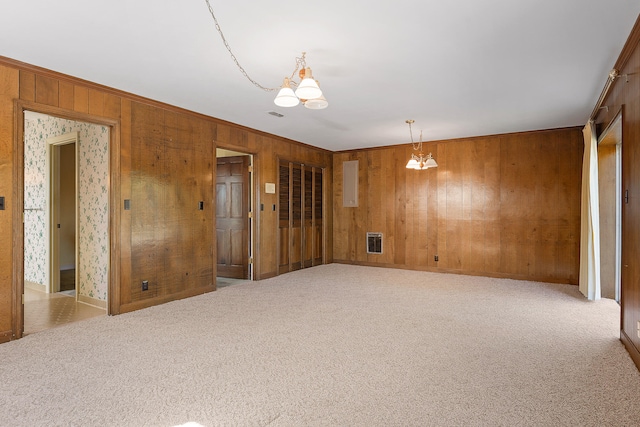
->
405, 120, 437, 170
204, 0, 328, 109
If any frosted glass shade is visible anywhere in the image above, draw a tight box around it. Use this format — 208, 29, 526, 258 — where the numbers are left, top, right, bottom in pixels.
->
304, 95, 328, 110
424, 157, 438, 168
274, 80, 299, 107
406, 158, 419, 169
295, 68, 322, 100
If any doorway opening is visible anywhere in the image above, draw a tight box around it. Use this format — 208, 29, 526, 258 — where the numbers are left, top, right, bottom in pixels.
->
48, 132, 78, 296
598, 110, 622, 302
22, 111, 109, 334
215, 148, 254, 288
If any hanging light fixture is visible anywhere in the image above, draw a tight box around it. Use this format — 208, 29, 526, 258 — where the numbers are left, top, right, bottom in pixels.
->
205, 0, 328, 109
405, 120, 437, 170
273, 58, 328, 109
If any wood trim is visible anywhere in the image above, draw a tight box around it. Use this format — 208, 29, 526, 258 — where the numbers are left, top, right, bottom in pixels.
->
109, 120, 121, 315
621, 329, 640, 371
598, 106, 623, 143
592, 16, 640, 121
255, 270, 277, 280
17, 100, 119, 129
117, 285, 215, 314
0, 55, 332, 155
331, 260, 578, 285
12, 103, 24, 339
252, 153, 260, 280
78, 294, 108, 310
334, 126, 583, 154
0, 330, 12, 344
614, 14, 640, 72
14, 100, 122, 327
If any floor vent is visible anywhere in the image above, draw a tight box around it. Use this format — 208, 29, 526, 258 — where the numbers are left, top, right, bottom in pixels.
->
367, 232, 383, 254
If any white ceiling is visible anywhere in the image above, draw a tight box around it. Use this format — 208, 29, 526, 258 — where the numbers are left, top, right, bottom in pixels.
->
1, 1, 638, 151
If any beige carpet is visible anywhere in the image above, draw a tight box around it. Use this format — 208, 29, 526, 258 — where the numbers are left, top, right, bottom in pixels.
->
1, 264, 639, 426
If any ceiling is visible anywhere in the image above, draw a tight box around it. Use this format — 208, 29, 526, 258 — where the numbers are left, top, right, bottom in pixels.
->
1, 1, 638, 152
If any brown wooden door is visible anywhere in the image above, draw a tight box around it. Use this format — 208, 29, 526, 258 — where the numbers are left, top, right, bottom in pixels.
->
278, 160, 323, 274
216, 156, 249, 279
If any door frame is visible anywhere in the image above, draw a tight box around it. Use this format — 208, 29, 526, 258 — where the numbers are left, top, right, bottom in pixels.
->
13, 101, 121, 339
46, 132, 79, 295
215, 147, 255, 281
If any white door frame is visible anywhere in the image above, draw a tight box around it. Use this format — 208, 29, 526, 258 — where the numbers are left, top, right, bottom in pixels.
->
46, 132, 79, 295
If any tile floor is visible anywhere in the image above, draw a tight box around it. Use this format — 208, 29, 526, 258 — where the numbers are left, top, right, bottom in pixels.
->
23, 277, 246, 335
24, 288, 106, 335
216, 277, 249, 288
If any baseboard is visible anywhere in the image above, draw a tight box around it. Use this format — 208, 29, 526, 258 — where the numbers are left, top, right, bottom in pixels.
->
331, 259, 577, 285
25, 281, 45, 292
118, 285, 216, 314
256, 271, 277, 280
78, 294, 107, 310
620, 329, 640, 372
0, 330, 13, 344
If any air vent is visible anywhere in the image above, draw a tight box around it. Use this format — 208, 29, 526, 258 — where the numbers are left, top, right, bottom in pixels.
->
268, 111, 284, 117
367, 232, 383, 254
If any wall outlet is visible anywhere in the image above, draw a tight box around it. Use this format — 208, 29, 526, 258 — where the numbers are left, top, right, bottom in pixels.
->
434, 255, 439, 262
637, 321, 640, 339
142, 280, 149, 291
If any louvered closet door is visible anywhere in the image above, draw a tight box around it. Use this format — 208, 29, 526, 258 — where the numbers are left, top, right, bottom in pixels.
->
313, 169, 323, 266
278, 160, 324, 274
278, 162, 290, 274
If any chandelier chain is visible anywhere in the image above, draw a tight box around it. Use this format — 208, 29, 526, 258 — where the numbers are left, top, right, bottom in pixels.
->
204, 0, 277, 92
407, 121, 423, 152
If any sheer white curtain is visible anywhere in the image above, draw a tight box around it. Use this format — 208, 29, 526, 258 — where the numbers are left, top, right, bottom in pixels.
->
579, 120, 601, 300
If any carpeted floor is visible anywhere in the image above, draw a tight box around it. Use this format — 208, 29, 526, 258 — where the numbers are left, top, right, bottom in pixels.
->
1, 264, 639, 426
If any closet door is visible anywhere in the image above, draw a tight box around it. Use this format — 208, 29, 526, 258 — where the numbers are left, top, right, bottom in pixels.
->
278, 161, 324, 274
278, 161, 291, 275
290, 164, 303, 271
313, 169, 323, 266
303, 168, 314, 268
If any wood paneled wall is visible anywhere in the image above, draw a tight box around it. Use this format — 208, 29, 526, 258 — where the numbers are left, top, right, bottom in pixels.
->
595, 15, 640, 370
0, 57, 332, 342
0, 65, 18, 342
333, 128, 583, 284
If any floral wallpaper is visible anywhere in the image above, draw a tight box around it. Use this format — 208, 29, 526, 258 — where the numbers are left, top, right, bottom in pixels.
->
24, 113, 109, 302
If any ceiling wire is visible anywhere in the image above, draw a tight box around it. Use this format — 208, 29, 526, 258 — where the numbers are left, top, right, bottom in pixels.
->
204, 0, 307, 92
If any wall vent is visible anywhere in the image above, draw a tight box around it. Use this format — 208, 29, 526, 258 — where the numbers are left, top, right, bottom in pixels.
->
367, 232, 383, 254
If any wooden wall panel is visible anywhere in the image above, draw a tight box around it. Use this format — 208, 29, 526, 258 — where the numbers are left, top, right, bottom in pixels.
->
194, 118, 215, 286
595, 16, 640, 369
35, 75, 58, 106
18, 71, 35, 102
0, 54, 330, 337
130, 102, 161, 301
73, 86, 89, 113
119, 99, 132, 309
333, 128, 582, 284
0, 65, 19, 342
88, 89, 104, 116
59, 81, 74, 110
